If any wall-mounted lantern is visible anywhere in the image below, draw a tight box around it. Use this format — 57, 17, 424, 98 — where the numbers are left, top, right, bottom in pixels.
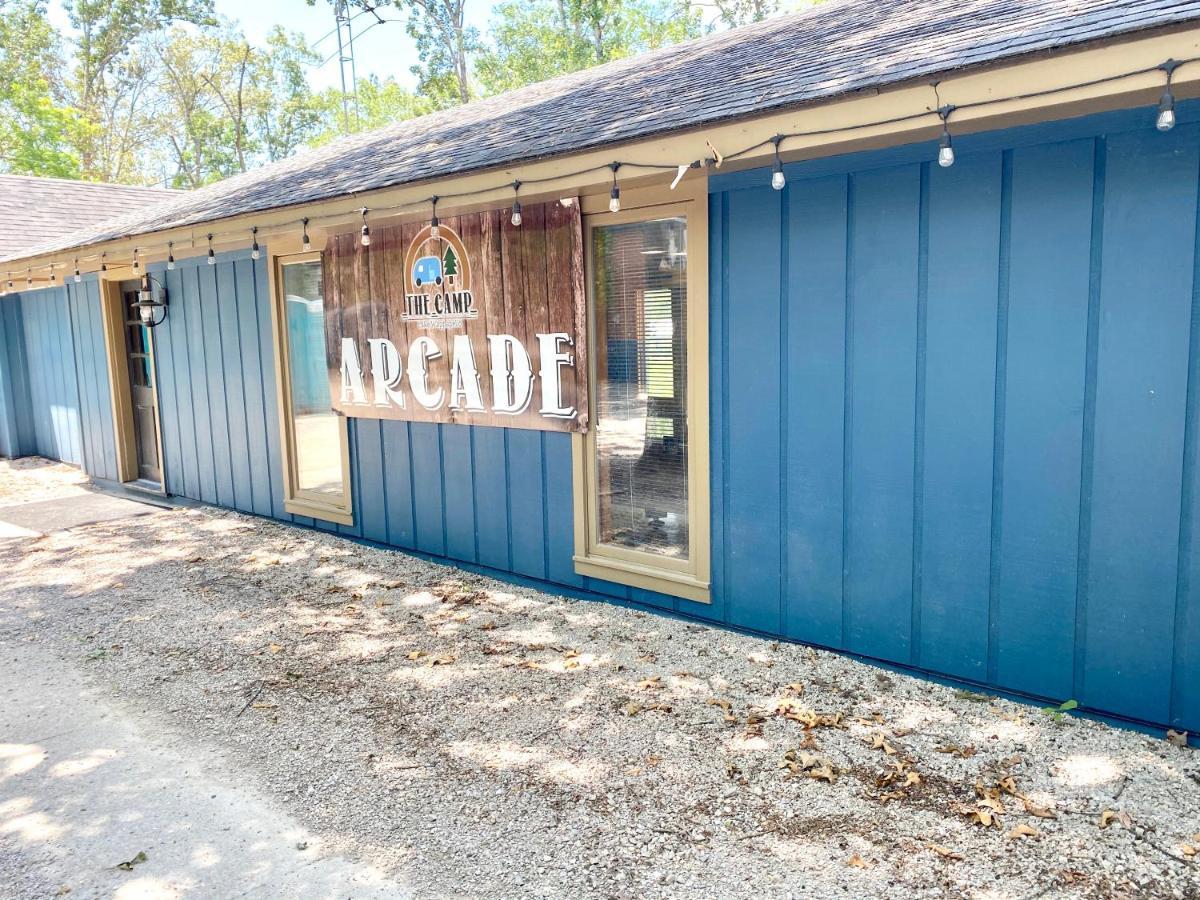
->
132, 273, 168, 327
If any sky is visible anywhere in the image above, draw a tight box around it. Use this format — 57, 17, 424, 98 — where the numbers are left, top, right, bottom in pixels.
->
46, 0, 502, 91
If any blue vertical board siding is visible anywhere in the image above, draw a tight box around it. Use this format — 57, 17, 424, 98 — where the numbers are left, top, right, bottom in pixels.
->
917, 152, 1003, 680
151, 252, 288, 522
409, 421, 446, 556
441, 424, 476, 562
473, 425, 511, 570
69, 279, 119, 481
722, 186, 783, 633
235, 257, 275, 517
355, 419, 389, 545
381, 419, 416, 547
215, 261, 253, 512
507, 428, 547, 579
15, 288, 83, 466
844, 165, 921, 662
199, 263, 236, 509
784, 175, 847, 647
993, 140, 1095, 701
1083, 128, 1199, 724
0, 297, 35, 458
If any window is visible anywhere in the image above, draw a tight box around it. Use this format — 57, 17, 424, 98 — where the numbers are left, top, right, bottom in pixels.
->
574, 198, 710, 602
272, 251, 353, 524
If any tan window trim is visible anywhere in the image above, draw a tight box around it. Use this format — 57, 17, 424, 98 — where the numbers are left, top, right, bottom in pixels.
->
572, 179, 711, 604
267, 246, 354, 527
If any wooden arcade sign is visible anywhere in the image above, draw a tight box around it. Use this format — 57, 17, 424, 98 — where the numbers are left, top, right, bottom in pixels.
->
322, 199, 588, 432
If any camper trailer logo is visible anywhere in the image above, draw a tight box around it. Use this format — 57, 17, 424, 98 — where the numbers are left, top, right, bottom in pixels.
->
402, 224, 476, 327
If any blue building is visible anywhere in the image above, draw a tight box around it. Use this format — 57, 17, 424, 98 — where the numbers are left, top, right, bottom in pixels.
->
3, 0, 1200, 738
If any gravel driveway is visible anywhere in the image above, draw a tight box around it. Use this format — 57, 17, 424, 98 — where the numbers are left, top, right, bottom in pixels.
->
0, 459, 1198, 899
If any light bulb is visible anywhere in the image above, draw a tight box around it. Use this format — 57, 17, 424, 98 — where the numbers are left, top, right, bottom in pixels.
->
771, 167, 786, 191
938, 145, 955, 167
609, 184, 621, 213
167, 247, 175, 271
430, 222, 440, 240
511, 200, 522, 227
1157, 90, 1176, 132
302, 218, 311, 252
360, 225, 371, 247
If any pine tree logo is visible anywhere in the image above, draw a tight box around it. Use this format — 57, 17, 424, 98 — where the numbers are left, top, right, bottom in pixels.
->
443, 246, 459, 284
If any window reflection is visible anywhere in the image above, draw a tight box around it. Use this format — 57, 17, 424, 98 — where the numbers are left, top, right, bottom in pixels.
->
282, 260, 344, 497
591, 217, 689, 558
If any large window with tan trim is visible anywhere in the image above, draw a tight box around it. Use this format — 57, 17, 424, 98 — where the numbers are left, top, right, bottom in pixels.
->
574, 191, 710, 603
271, 250, 353, 525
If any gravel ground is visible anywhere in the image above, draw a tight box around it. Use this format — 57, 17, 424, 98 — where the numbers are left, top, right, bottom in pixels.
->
0, 459, 1198, 899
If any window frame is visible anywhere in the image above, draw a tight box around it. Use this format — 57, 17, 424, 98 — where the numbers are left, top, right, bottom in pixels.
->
572, 187, 711, 603
269, 248, 354, 525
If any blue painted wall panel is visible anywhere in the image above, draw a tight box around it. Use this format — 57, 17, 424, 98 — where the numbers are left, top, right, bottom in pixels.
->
993, 139, 1094, 701
844, 165, 921, 663
0, 297, 36, 458
917, 152, 1002, 680
722, 186, 783, 633
783, 175, 847, 648
1083, 129, 1198, 724
15, 288, 84, 467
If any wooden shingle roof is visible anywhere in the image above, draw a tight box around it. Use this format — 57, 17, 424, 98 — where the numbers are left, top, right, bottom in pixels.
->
0, 175, 177, 260
5, 0, 1200, 264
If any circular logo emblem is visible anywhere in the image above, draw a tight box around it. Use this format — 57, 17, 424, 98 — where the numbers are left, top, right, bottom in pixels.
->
404, 224, 471, 296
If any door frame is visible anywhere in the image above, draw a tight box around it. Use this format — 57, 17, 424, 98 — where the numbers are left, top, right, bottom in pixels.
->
99, 271, 167, 491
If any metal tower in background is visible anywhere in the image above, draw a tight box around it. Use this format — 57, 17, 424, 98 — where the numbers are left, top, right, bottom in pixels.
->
333, 0, 361, 132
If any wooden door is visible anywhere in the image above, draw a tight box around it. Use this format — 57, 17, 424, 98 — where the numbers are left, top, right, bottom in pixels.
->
120, 283, 162, 484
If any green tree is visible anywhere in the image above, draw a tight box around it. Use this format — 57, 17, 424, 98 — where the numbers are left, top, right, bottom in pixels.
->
0, 0, 84, 176
310, 75, 434, 145
443, 245, 458, 276
65, 0, 216, 178
474, 0, 702, 95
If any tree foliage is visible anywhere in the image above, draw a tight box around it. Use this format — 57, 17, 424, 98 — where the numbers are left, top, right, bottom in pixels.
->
2, 0, 795, 186
475, 0, 702, 95
0, 0, 84, 176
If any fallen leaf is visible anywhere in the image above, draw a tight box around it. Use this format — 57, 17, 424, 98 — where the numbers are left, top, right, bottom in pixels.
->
428, 654, 456, 666
846, 854, 869, 869
928, 844, 963, 861
868, 732, 897, 755
935, 744, 977, 759
1167, 729, 1189, 747
623, 702, 643, 716
406, 650, 426, 661
1098, 809, 1133, 830
1008, 824, 1040, 840
1181, 845, 1196, 858
267, 643, 284, 654
1022, 798, 1057, 819
115, 851, 148, 871
638, 676, 662, 691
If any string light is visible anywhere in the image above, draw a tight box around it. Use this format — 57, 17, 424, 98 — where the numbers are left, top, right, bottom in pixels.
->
251, 226, 261, 260
937, 105, 956, 168
429, 198, 439, 240
26, 269, 32, 287
771, 135, 786, 190
49, 264, 55, 284
1158, 59, 1180, 131
74, 258, 81, 283
4, 56, 1195, 284
207, 234, 215, 265
132, 248, 140, 274
510, 181, 522, 227
167, 241, 175, 271
361, 208, 372, 246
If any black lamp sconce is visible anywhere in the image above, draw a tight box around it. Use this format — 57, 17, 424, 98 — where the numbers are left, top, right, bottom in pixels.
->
132, 273, 168, 327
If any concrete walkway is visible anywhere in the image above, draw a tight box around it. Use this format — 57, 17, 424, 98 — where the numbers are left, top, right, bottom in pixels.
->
0, 639, 409, 900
